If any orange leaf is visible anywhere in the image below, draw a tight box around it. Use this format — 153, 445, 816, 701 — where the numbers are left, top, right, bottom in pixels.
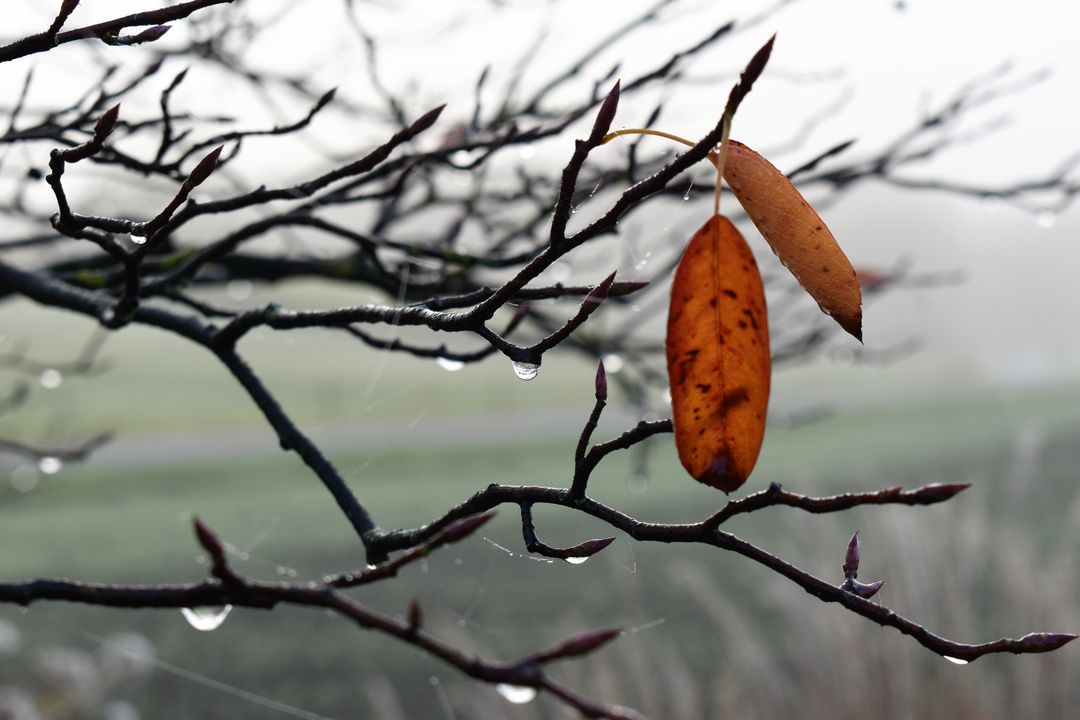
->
723, 140, 863, 340
666, 215, 770, 493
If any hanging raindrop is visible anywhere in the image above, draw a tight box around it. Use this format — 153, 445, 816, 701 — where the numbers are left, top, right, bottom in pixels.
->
511, 361, 540, 381
37, 457, 62, 475
1035, 211, 1057, 229
496, 683, 537, 704
564, 556, 589, 565
943, 656, 969, 665
436, 357, 465, 372
180, 605, 232, 631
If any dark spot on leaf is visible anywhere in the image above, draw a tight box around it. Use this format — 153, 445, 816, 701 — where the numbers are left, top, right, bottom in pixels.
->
722, 289, 737, 299
720, 387, 750, 413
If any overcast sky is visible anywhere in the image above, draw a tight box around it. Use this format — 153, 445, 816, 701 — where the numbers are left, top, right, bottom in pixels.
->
4, 0, 1078, 405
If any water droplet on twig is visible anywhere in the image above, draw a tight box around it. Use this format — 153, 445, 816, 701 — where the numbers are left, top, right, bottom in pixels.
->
180, 605, 232, 631
943, 656, 968, 665
511, 361, 540, 381
1034, 211, 1057, 229
38, 457, 62, 475
496, 683, 537, 704
564, 556, 589, 565
436, 357, 465, 372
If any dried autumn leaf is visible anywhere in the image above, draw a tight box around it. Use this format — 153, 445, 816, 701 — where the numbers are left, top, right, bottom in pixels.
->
722, 139, 863, 340
666, 215, 770, 493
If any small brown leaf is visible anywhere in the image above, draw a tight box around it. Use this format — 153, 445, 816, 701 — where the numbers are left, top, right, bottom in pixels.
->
666, 215, 770, 493
723, 140, 863, 340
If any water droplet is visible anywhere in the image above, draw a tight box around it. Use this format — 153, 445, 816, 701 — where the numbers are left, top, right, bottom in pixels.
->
548, 262, 571, 284
602, 354, 624, 374
1035, 211, 1057, 229
682, 191, 691, 201
518, 145, 537, 160
511, 361, 540, 381
129, 234, 147, 246
496, 684, 537, 704
99, 306, 116, 325
564, 556, 589, 565
10, 466, 38, 493
227, 279, 253, 300
39, 368, 63, 389
450, 150, 473, 165
436, 357, 465, 372
37, 457, 62, 475
944, 656, 968, 665
633, 251, 653, 270
365, 564, 377, 572
180, 605, 232, 631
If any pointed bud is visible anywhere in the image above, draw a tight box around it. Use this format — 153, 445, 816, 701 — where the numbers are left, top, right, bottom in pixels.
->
407, 104, 446, 137
120, 25, 171, 45
560, 536, 615, 560
184, 145, 223, 189
588, 81, 621, 146
582, 271, 617, 310
843, 532, 860, 579
848, 578, 885, 599
94, 104, 121, 141
193, 517, 224, 556
915, 483, 970, 504
1017, 632, 1076, 652
407, 599, 422, 632
594, 360, 608, 402
724, 34, 776, 120
608, 280, 650, 297
433, 511, 496, 545
315, 87, 338, 112
531, 628, 622, 664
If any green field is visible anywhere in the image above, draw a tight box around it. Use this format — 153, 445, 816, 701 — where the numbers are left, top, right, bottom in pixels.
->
2, 378, 1078, 719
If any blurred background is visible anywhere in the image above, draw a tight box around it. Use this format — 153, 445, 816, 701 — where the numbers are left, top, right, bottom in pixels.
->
0, 1, 1077, 718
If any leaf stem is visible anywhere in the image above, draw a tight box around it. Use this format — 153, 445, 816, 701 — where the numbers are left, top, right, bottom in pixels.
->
601, 126, 730, 215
